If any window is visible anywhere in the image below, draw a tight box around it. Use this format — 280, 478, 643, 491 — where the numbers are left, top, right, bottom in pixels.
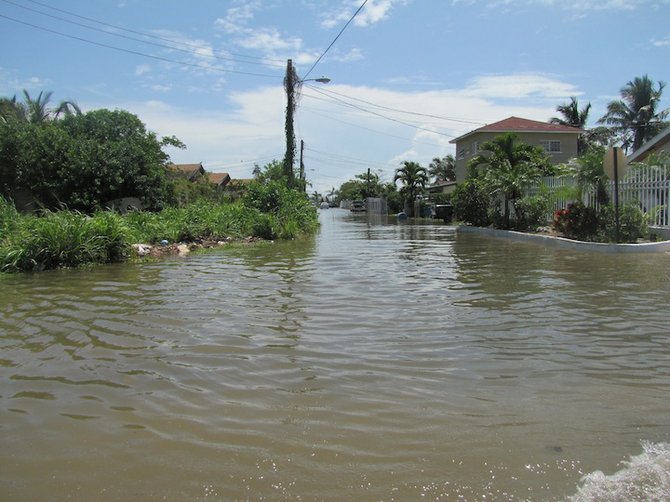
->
471, 142, 479, 155
458, 148, 466, 160
540, 140, 561, 153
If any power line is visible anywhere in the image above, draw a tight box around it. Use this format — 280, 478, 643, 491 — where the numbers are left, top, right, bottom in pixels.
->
22, 0, 286, 64
300, 106, 447, 147
303, 84, 457, 138
306, 84, 487, 126
301, 0, 368, 81
0, 0, 285, 69
0, 13, 281, 79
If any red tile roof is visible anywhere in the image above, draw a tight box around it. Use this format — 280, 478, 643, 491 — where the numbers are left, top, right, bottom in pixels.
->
450, 116, 583, 143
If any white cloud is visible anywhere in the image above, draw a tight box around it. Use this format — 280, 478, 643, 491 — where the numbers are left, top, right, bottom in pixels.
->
236, 28, 302, 53
461, 73, 582, 99
214, 2, 260, 34
321, 0, 405, 29
332, 48, 365, 62
151, 30, 218, 70
652, 35, 670, 47
135, 65, 151, 76
0, 67, 49, 94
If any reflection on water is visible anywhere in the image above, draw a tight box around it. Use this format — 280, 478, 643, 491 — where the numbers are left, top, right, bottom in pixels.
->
1, 209, 669, 500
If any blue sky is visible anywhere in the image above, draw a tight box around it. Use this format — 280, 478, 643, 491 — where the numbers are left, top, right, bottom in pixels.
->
1, 0, 669, 194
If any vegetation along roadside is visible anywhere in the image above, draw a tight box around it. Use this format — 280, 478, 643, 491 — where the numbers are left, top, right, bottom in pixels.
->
0, 93, 318, 274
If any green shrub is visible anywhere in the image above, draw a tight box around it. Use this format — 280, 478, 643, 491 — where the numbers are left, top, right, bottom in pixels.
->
553, 202, 599, 240
452, 178, 492, 226
597, 204, 648, 243
513, 193, 550, 231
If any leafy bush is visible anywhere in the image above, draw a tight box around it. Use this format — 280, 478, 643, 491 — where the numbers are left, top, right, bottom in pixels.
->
552, 202, 599, 240
452, 178, 492, 226
597, 204, 648, 243
553, 202, 648, 243
513, 193, 550, 231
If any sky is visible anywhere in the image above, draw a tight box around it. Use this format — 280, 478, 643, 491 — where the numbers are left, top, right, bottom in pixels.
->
1, 0, 669, 195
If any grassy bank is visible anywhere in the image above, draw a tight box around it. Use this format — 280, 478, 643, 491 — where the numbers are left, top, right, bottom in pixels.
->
0, 189, 318, 273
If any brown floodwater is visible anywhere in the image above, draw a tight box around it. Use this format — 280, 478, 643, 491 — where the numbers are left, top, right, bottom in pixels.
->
1, 209, 669, 501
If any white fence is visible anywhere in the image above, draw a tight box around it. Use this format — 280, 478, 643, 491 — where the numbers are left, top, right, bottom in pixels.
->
527, 165, 670, 227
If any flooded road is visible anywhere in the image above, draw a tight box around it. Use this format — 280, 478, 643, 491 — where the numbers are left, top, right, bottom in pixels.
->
1, 209, 669, 500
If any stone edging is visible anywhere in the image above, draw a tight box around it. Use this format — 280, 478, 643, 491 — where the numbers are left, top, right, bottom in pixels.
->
456, 225, 670, 253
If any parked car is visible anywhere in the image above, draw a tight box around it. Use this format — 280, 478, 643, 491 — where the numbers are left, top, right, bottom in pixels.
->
350, 200, 366, 212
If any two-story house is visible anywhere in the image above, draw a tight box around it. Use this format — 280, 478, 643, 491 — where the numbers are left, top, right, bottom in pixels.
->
449, 116, 583, 183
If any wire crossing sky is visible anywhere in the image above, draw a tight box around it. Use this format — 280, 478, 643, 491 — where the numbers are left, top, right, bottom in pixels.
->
1, 0, 668, 193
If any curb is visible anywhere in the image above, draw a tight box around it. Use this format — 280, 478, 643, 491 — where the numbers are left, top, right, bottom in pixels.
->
456, 225, 670, 253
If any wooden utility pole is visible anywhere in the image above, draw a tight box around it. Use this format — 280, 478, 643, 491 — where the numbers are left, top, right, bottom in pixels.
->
283, 59, 298, 187
299, 139, 305, 190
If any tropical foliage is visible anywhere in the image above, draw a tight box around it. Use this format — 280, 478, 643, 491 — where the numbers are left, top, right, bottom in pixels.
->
598, 75, 668, 152
428, 155, 456, 183
550, 96, 591, 154
467, 133, 551, 228
394, 161, 428, 216
0, 108, 177, 212
0, 90, 80, 124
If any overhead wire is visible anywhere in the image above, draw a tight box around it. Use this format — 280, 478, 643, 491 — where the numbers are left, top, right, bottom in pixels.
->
303, 84, 457, 138
21, 0, 286, 64
306, 84, 487, 126
301, 0, 368, 81
0, 0, 285, 69
0, 13, 281, 79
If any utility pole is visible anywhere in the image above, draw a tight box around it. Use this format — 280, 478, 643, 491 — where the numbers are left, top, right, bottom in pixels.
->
283, 59, 298, 187
299, 139, 305, 190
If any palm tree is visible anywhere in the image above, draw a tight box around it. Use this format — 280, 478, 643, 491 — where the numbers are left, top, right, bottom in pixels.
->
0, 95, 25, 123
550, 97, 591, 128
394, 161, 428, 216
598, 75, 668, 152
0, 90, 81, 123
469, 133, 550, 228
428, 154, 456, 183
550, 97, 591, 154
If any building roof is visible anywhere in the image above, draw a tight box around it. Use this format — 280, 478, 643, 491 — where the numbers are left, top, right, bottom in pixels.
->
449, 116, 584, 144
627, 126, 670, 163
207, 172, 231, 186
167, 163, 205, 179
225, 178, 255, 189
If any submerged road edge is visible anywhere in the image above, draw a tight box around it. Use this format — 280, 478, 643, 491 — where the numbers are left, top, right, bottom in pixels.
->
456, 225, 670, 253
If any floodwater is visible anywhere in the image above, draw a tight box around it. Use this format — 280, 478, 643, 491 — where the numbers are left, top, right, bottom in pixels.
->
1, 209, 669, 501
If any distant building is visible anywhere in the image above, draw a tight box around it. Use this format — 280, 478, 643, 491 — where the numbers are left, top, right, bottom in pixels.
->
627, 127, 670, 164
167, 163, 206, 181
207, 172, 231, 190
449, 116, 583, 183
427, 180, 457, 196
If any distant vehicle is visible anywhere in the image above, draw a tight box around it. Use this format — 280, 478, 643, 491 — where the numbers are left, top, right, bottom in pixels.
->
319, 202, 330, 209
350, 200, 366, 212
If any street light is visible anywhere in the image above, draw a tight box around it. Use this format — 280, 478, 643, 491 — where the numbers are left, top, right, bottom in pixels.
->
283, 59, 330, 188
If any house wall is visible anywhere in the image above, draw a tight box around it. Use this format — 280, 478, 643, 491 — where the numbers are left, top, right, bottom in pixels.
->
454, 132, 580, 183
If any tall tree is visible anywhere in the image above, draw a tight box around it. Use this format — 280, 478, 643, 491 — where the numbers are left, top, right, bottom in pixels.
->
394, 161, 428, 216
550, 97, 591, 128
550, 97, 591, 154
0, 90, 81, 123
598, 75, 668, 152
468, 133, 550, 228
428, 154, 456, 183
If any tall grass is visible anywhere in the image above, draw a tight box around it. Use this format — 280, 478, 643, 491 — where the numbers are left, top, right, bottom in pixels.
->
0, 194, 318, 273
